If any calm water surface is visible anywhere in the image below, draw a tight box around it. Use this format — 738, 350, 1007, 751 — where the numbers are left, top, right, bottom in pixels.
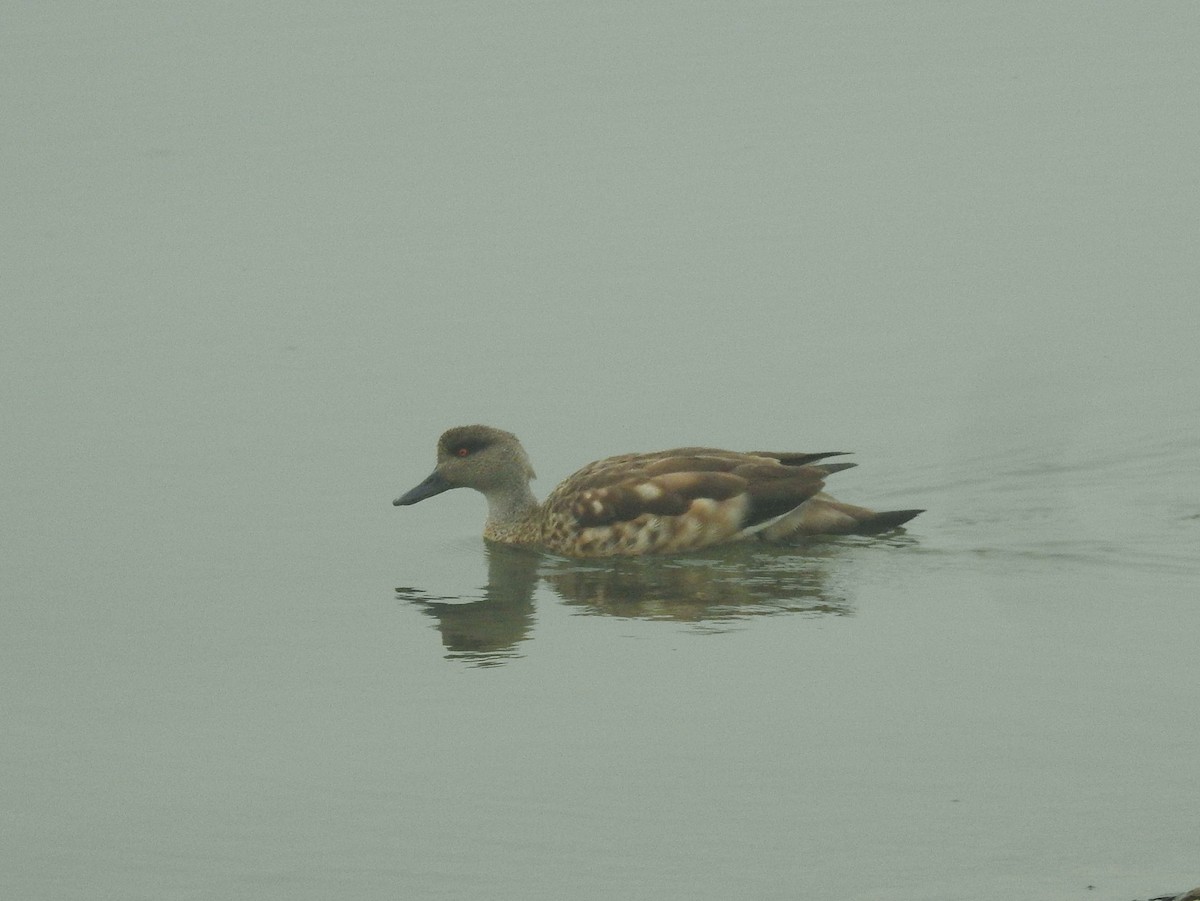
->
4, 4, 1199, 900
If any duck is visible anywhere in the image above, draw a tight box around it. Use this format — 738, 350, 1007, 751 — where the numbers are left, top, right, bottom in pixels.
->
393, 425, 922, 557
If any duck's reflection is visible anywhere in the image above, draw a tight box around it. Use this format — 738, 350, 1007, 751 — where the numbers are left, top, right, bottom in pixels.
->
396, 545, 541, 667
545, 545, 851, 621
397, 536, 915, 665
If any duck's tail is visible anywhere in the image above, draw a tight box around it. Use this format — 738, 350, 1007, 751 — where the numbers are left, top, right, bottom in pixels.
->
849, 508, 924, 534
753, 495, 923, 541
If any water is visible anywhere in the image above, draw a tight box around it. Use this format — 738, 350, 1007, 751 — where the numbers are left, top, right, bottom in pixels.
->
4, 3, 1199, 900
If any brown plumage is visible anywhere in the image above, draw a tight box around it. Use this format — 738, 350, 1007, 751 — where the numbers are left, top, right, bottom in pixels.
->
393, 425, 922, 557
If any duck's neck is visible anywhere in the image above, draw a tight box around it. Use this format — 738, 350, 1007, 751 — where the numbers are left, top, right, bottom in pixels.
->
482, 482, 541, 544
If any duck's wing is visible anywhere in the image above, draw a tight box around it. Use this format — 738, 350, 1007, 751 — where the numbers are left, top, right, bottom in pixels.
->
546, 448, 853, 538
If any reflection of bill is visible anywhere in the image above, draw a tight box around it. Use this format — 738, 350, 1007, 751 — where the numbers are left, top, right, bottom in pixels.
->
397, 537, 915, 666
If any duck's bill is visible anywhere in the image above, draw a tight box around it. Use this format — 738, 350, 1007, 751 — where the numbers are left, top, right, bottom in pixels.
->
393, 470, 453, 505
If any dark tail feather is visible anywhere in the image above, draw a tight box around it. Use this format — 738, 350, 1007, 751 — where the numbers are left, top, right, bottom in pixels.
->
817, 461, 858, 476
852, 509, 924, 534
756, 451, 852, 467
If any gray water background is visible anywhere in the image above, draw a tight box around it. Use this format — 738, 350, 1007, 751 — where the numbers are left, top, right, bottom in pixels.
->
4, 4, 1199, 900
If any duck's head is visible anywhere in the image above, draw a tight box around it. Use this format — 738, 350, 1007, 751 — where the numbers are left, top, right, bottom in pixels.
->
393, 425, 536, 506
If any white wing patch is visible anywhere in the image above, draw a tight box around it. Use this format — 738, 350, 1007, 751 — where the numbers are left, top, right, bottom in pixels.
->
634, 483, 663, 501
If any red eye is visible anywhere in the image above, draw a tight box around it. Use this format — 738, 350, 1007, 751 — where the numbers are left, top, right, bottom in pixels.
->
455, 447, 470, 457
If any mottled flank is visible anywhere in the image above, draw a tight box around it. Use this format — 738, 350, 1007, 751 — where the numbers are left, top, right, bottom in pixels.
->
394, 425, 923, 557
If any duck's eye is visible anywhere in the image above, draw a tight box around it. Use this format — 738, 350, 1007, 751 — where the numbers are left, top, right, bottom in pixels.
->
455, 447, 470, 458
